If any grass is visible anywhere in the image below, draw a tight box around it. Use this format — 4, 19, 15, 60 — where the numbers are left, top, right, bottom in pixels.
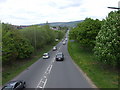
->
2, 41, 59, 85
68, 41, 119, 88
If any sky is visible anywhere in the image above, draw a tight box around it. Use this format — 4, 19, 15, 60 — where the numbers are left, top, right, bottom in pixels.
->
0, 0, 119, 25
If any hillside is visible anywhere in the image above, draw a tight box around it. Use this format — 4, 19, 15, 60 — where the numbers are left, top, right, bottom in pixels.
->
38, 20, 83, 27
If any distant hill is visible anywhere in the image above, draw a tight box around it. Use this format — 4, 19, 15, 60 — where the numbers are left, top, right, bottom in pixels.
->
37, 20, 83, 27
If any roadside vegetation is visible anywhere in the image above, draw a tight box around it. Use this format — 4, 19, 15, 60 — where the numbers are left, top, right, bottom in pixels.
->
2, 23, 65, 84
68, 11, 119, 88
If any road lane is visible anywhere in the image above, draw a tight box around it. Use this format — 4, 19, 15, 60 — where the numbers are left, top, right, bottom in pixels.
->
5, 32, 95, 88
45, 40, 92, 88
11, 41, 62, 88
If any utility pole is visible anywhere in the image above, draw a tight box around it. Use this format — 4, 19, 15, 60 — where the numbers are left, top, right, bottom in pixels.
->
34, 26, 37, 55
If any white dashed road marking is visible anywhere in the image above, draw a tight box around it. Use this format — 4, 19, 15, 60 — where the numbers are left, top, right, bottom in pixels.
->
36, 44, 63, 89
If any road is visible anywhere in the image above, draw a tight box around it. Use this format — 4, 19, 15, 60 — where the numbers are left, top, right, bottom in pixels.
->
10, 32, 95, 88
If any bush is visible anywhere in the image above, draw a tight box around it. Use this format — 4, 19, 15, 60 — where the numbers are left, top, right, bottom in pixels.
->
94, 11, 120, 68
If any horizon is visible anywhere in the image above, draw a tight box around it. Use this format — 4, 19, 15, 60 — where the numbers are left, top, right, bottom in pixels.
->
4, 20, 83, 26
0, 0, 119, 25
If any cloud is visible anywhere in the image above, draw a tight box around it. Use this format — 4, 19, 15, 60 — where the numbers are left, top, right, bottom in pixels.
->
0, 0, 119, 25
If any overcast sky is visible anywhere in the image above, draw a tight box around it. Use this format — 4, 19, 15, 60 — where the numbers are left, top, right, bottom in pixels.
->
0, 0, 119, 25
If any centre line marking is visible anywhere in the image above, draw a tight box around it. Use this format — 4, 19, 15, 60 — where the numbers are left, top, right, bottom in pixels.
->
42, 78, 47, 88
36, 54, 56, 88
48, 65, 53, 74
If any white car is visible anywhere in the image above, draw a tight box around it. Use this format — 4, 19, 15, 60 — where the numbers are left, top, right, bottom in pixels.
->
55, 39, 59, 42
53, 46, 57, 51
43, 53, 50, 59
63, 41, 66, 45
65, 38, 67, 41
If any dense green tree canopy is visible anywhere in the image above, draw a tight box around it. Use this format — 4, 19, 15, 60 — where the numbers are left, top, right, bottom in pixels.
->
2, 23, 34, 64
2, 23, 65, 64
94, 11, 120, 67
69, 18, 101, 48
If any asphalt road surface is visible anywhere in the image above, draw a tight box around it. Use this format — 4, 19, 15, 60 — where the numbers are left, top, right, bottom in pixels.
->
8, 32, 95, 89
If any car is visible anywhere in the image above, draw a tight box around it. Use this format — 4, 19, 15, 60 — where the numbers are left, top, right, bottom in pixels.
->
63, 41, 66, 45
2, 80, 26, 90
53, 46, 57, 51
55, 39, 59, 42
65, 38, 67, 41
43, 53, 50, 59
56, 52, 64, 61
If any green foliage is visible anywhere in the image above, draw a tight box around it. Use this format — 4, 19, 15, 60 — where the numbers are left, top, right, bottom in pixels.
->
20, 25, 64, 50
2, 23, 65, 65
2, 23, 34, 64
94, 11, 120, 67
54, 30, 65, 39
68, 41, 118, 88
69, 18, 101, 48
19, 25, 56, 49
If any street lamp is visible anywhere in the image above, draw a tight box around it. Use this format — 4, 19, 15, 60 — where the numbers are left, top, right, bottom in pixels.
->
108, 1, 120, 10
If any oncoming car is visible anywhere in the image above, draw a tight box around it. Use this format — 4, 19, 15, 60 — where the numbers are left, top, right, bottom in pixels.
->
43, 53, 50, 59
63, 41, 66, 45
53, 46, 57, 51
2, 80, 26, 90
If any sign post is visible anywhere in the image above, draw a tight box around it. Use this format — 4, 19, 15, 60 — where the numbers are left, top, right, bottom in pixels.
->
108, 1, 120, 10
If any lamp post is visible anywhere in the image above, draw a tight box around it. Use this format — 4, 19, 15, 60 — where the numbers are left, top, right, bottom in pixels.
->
34, 26, 37, 54
108, 1, 120, 10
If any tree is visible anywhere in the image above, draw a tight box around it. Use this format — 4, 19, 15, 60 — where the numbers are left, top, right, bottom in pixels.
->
69, 18, 101, 48
2, 23, 34, 64
94, 11, 120, 67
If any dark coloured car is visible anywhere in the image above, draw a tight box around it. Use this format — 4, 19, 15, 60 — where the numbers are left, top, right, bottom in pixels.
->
2, 80, 26, 90
56, 52, 64, 61
43, 53, 50, 59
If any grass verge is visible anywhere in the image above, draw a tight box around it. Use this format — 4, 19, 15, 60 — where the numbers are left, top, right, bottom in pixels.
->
2, 41, 59, 85
68, 41, 119, 88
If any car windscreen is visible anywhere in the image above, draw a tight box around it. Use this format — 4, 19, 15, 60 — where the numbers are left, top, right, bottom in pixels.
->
43, 54, 48, 56
2, 86, 13, 90
56, 54, 62, 57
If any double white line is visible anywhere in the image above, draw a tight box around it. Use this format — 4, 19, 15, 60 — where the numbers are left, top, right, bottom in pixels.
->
36, 45, 62, 89
36, 64, 53, 89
